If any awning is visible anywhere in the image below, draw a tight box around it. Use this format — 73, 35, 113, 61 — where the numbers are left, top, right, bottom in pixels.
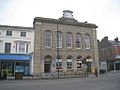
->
0, 54, 31, 61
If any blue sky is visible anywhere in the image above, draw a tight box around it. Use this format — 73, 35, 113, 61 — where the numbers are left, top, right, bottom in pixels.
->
0, 0, 120, 40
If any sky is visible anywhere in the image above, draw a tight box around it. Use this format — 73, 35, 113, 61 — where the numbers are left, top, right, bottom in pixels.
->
0, 0, 120, 40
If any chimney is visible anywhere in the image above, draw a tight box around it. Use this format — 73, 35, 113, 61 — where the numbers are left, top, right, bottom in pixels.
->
114, 37, 119, 42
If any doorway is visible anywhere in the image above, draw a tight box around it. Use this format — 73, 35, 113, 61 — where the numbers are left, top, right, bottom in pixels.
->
44, 63, 51, 73
44, 55, 52, 73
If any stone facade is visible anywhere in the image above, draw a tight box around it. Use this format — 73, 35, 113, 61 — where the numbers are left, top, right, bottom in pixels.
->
33, 10, 99, 76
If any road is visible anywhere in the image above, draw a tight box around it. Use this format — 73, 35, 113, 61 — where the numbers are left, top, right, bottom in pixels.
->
0, 71, 120, 90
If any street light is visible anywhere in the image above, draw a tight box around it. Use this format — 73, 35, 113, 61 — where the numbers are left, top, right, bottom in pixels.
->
57, 21, 60, 79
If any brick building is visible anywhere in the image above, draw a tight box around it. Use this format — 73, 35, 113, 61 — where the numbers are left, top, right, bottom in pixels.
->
33, 10, 99, 76
98, 36, 120, 71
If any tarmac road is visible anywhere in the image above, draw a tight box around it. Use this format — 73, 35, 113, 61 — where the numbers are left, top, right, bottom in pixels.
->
0, 71, 120, 90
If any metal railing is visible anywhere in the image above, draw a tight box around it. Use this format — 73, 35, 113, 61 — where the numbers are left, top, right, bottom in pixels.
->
39, 70, 87, 79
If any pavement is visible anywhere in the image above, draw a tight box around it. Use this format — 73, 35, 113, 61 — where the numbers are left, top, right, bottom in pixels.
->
0, 70, 120, 90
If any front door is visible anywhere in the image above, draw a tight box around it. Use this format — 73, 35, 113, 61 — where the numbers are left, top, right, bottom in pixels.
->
44, 63, 51, 73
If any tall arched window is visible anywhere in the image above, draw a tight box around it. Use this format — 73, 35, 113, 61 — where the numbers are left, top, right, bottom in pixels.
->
56, 31, 62, 48
76, 33, 82, 48
45, 30, 52, 48
67, 55, 73, 69
85, 34, 90, 49
66, 32, 72, 48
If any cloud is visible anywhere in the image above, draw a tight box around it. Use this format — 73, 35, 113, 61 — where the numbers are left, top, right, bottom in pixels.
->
0, 0, 120, 40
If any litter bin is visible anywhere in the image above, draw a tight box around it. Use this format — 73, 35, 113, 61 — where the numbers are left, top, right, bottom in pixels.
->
15, 72, 23, 79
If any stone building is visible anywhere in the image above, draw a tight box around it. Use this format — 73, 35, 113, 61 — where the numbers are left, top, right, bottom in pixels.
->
33, 10, 99, 76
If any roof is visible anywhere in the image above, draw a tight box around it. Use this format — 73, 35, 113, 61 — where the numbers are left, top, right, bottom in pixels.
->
33, 17, 98, 28
109, 40, 120, 45
0, 24, 33, 30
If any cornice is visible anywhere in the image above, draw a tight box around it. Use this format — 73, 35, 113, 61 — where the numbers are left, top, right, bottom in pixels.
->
0, 25, 33, 30
33, 17, 98, 28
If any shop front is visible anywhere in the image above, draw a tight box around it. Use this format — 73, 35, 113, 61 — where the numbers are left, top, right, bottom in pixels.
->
0, 54, 31, 77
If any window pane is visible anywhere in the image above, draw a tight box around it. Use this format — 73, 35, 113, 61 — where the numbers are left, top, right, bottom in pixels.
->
67, 59, 72, 69
6, 31, 12, 36
45, 31, 52, 48
5, 43, 11, 53
77, 60, 82, 68
85, 35, 90, 49
56, 59, 62, 69
56, 31, 62, 48
21, 32, 26, 37
66, 32, 72, 48
19, 43, 25, 52
76, 33, 81, 48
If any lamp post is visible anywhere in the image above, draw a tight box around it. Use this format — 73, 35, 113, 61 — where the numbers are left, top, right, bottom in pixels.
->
57, 21, 60, 79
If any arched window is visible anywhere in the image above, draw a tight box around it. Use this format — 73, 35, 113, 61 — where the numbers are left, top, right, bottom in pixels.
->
44, 55, 52, 63
56, 31, 62, 48
56, 55, 62, 69
45, 30, 52, 48
76, 33, 82, 48
77, 55, 82, 68
66, 32, 72, 48
67, 55, 73, 69
85, 34, 90, 49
